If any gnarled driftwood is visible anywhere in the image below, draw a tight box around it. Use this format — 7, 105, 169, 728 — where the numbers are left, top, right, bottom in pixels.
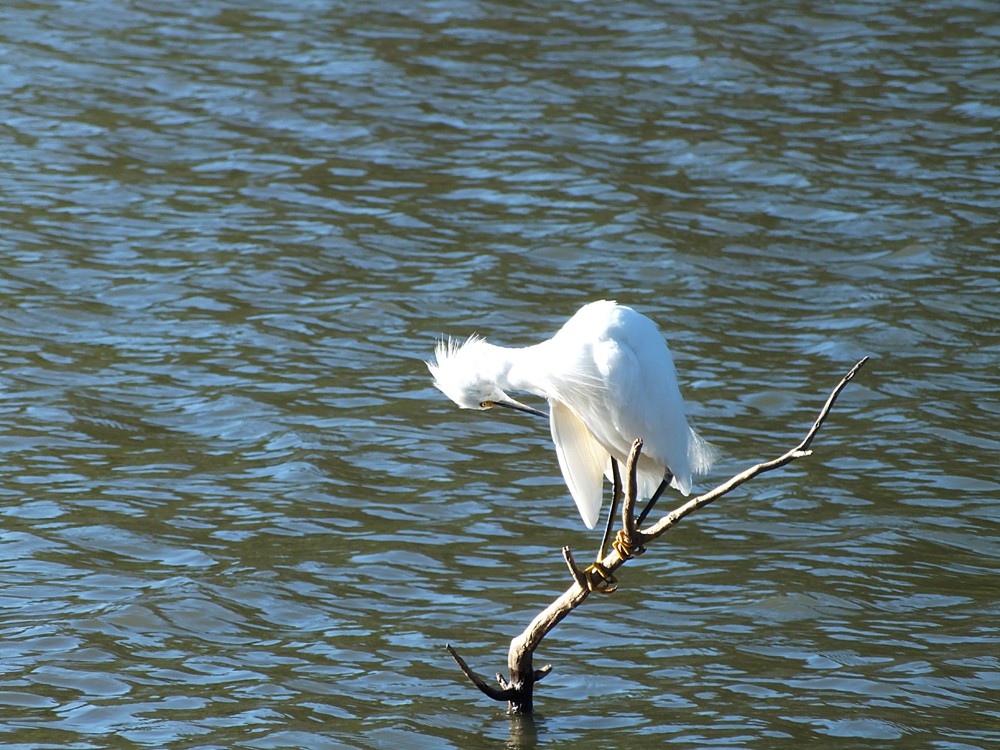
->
448, 357, 868, 714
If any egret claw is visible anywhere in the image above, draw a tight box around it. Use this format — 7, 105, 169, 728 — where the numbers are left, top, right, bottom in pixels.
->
612, 529, 645, 560
584, 563, 618, 594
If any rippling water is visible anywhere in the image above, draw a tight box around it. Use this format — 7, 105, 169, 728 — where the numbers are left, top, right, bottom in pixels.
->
2, 0, 998, 747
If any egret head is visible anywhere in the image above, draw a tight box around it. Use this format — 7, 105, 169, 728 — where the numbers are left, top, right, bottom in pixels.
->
426, 335, 545, 417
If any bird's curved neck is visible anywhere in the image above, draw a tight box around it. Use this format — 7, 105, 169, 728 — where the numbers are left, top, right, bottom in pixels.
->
472, 340, 547, 396
490, 341, 553, 397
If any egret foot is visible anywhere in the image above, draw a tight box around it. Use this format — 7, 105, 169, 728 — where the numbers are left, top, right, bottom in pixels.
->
584, 562, 618, 594
612, 529, 645, 560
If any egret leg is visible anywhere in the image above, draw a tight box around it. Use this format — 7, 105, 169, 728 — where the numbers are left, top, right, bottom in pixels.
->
635, 474, 672, 527
597, 460, 624, 561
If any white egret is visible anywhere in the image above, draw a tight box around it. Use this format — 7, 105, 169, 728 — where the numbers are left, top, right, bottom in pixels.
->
427, 300, 715, 556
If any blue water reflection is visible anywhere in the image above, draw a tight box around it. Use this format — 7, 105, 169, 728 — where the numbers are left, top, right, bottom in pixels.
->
1, 0, 998, 747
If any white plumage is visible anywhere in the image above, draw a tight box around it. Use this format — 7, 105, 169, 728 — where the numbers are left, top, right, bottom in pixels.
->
427, 300, 714, 529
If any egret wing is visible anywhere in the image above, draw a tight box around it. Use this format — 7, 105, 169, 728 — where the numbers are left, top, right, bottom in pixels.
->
549, 400, 607, 529
583, 320, 696, 497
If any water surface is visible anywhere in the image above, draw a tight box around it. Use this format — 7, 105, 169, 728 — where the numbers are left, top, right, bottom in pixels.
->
1, 1, 998, 748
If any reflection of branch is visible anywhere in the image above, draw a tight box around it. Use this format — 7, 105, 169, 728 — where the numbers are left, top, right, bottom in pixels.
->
448, 357, 869, 714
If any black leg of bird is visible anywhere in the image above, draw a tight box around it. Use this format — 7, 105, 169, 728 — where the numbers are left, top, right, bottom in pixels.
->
597, 460, 624, 560
635, 476, 672, 527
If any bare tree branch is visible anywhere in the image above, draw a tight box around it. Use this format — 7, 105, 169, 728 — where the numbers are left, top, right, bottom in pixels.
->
561, 546, 589, 591
447, 357, 868, 714
618, 437, 645, 557
640, 355, 869, 545
446, 644, 515, 702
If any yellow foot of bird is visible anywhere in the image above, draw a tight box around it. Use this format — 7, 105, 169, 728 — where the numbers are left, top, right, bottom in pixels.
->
612, 529, 646, 560
584, 563, 618, 594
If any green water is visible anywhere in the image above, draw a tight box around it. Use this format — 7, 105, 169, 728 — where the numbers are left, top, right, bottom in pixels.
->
1, 1, 998, 748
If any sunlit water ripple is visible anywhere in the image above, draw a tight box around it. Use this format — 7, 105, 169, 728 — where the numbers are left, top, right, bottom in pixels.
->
1, 0, 998, 748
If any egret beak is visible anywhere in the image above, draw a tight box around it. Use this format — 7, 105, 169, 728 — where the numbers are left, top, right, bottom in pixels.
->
482, 398, 547, 418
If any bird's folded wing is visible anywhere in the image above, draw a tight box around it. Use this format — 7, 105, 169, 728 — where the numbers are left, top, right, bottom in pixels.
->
549, 400, 607, 529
